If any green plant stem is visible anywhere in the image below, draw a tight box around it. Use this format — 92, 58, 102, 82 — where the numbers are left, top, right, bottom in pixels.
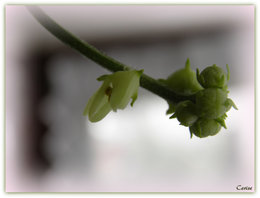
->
27, 6, 194, 104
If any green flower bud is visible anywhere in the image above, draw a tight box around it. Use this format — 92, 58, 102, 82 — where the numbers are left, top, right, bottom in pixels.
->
189, 118, 221, 138
197, 64, 229, 89
170, 101, 198, 127
83, 80, 112, 122
83, 70, 143, 122
165, 59, 203, 96
108, 70, 143, 111
196, 88, 228, 119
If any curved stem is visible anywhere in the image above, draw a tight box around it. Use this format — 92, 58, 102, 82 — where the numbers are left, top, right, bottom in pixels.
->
27, 6, 194, 104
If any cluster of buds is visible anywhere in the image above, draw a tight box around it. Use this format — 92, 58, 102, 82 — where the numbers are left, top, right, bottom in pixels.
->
84, 59, 237, 139
162, 59, 237, 138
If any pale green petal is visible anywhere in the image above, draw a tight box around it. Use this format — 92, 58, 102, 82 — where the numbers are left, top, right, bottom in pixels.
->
97, 74, 110, 81
130, 89, 138, 106
130, 70, 143, 106
88, 101, 111, 122
136, 69, 144, 76
89, 83, 110, 116
110, 70, 140, 110
83, 91, 97, 116
85, 70, 142, 121
85, 79, 112, 122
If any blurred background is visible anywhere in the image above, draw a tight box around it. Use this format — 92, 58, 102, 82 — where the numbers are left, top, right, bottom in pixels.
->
5, 5, 254, 192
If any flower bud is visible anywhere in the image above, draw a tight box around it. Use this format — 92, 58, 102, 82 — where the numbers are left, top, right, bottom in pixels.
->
109, 70, 143, 111
83, 79, 112, 122
83, 70, 143, 122
189, 118, 221, 138
171, 101, 198, 126
196, 88, 228, 119
197, 64, 229, 89
165, 59, 203, 96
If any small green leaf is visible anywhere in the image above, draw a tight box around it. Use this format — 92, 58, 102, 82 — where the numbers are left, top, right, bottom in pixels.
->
225, 98, 238, 110
215, 116, 227, 129
166, 102, 176, 115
